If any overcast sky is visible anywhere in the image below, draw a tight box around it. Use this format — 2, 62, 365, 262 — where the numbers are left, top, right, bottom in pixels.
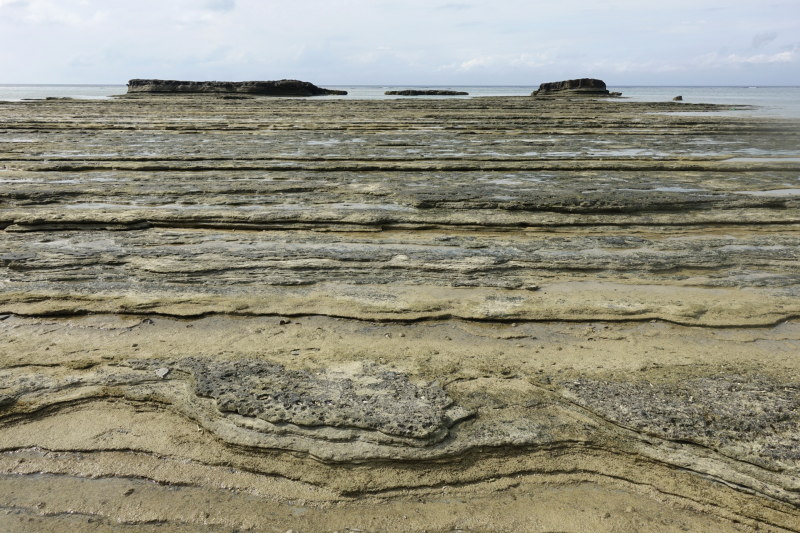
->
1, 0, 798, 85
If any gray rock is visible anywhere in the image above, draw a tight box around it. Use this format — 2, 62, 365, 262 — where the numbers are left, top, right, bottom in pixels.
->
385, 90, 469, 96
532, 78, 610, 96
179, 357, 469, 440
562, 374, 800, 468
126, 79, 347, 97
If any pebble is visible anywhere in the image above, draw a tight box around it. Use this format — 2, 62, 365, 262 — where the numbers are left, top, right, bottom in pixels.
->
154, 367, 170, 379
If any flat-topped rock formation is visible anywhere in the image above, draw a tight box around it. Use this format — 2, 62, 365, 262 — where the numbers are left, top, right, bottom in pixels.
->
126, 78, 347, 96
385, 89, 469, 96
1, 94, 799, 532
533, 77, 612, 96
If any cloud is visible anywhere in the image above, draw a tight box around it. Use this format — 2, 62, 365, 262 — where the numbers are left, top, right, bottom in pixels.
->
752, 31, 778, 49
434, 2, 472, 10
442, 53, 555, 72
586, 59, 683, 74
2, 0, 799, 85
697, 48, 796, 67
204, 0, 236, 12
0, 0, 105, 25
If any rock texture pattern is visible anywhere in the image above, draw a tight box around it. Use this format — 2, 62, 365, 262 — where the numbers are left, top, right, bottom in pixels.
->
533, 77, 612, 96
0, 92, 799, 531
127, 78, 347, 96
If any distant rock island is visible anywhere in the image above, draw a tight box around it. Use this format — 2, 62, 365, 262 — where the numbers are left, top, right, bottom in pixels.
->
385, 89, 469, 96
127, 79, 347, 96
532, 78, 617, 96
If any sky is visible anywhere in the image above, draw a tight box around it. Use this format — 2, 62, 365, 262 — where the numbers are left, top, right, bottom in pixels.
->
1, 0, 798, 86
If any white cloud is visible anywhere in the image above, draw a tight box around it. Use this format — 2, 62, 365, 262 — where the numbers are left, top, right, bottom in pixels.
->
442, 53, 555, 72
1, 0, 799, 84
0, 0, 105, 25
205, 0, 236, 11
696, 48, 797, 67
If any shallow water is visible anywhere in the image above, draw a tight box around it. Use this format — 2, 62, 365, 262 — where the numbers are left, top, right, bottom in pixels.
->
2, 84, 799, 118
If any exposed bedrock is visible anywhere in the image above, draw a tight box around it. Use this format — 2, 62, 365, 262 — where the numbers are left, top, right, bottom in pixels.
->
533, 77, 612, 96
2, 348, 799, 499
126, 78, 347, 96
1, 94, 799, 531
1, 320, 799, 530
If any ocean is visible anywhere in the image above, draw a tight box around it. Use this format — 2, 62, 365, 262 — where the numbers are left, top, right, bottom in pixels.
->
1, 84, 799, 118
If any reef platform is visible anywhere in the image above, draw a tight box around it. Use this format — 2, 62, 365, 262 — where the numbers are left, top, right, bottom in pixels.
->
1, 93, 799, 532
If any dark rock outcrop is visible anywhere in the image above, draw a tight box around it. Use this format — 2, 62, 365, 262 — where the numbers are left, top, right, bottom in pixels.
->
532, 78, 612, 96
385, 90, 469, 96
127, 79, 347, 96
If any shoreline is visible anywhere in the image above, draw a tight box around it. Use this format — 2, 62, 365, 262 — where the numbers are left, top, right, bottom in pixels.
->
2, 85, 800, 117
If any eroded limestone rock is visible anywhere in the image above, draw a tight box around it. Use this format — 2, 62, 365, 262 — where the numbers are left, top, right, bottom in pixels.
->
562, 374, 800, 470
533, 78, 612, 96
126, 79, 347, 96
178, 358, 468, 441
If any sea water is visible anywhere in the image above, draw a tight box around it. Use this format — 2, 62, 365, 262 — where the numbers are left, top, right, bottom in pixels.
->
1, 84, 799, 118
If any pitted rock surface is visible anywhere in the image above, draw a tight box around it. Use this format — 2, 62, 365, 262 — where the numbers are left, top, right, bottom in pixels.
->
178, 358, 465, 440
563, 374, 800, 468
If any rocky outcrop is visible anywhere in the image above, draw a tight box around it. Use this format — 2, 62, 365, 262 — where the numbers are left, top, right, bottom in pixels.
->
385, 90, 469, 96
126, 79, 347, 96
533, 78, 612, 96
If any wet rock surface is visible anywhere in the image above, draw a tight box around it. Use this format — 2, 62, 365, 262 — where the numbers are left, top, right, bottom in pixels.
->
1, 94, 799, 531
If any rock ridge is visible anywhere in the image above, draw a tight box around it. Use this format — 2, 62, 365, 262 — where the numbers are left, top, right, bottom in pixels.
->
127, 78, 347, 96
533, 78, 612, 96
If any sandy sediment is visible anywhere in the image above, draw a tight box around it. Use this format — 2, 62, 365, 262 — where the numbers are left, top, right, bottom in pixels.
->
1, 94, 799, 532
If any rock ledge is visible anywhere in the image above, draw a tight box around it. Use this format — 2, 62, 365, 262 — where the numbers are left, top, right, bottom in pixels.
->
127, 79, 347, 96
533, 78, 612, 96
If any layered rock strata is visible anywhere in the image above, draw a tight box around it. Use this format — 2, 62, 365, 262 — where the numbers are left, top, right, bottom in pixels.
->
126, 78, 347, 96
533, 77, 612, 96
0, 93, 799, 532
